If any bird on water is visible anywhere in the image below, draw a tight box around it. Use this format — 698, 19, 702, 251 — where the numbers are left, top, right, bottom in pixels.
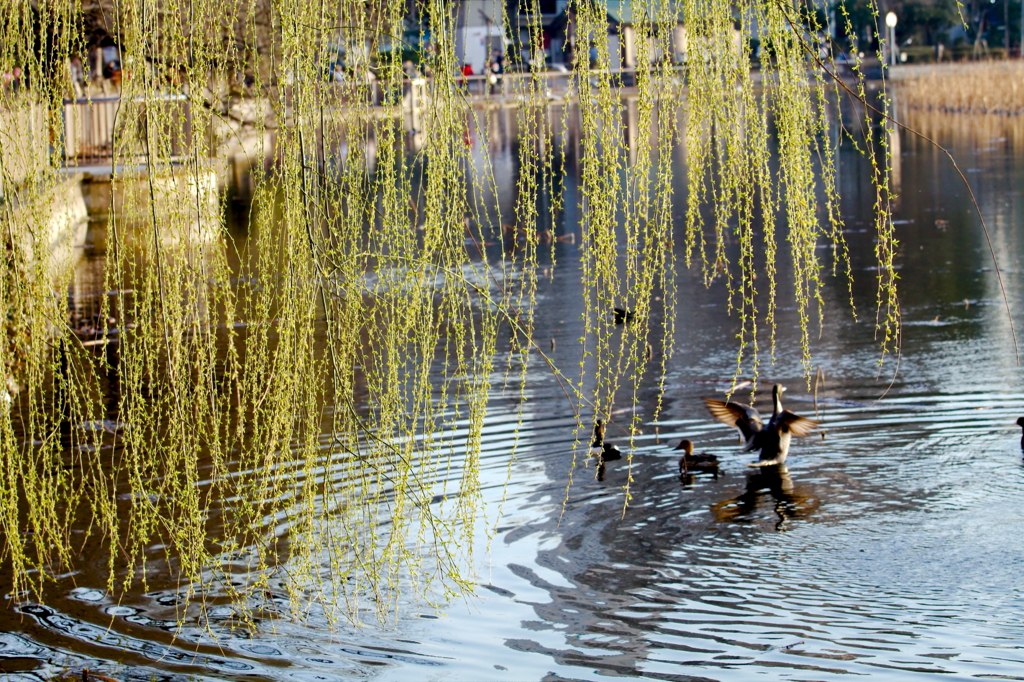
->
590, 419, 622, 481
675, 439, 719, 475
1017, 417, 1024, 449
612, 308, 635, 325
590, 419, 622, 462
703, 384, 818, 466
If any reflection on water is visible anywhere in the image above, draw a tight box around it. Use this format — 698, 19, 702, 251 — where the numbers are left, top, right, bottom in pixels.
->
6, 101, 1024, 681
710, 465, 819, 530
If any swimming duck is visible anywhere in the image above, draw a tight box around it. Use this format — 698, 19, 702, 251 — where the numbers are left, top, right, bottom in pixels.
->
612, 308, 635, 325
589, 419, 606, 457
591, 419, 621, 482
538, 230, 576, 244
1017, 417, 1024, 449
590, 419, 622, 462
675, 439, 719, 474
703, 384, 818, 466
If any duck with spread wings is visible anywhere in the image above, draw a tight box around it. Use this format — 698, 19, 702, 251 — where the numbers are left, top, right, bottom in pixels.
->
703, 384, 818, 466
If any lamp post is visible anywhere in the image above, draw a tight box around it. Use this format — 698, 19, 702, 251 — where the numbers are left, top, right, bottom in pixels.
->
1005, 0, 1010, 58
885, 12, 898, 65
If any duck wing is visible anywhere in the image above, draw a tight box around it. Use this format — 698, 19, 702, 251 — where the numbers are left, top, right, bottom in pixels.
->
703, 398, 764, 446
775, 410, 819, 437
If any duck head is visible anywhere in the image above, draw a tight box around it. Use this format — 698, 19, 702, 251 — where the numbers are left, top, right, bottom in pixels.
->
772, 384, 786, 414
1017, 417, 1024, 429
674, 439, 694, 454
675, 439, 693, 472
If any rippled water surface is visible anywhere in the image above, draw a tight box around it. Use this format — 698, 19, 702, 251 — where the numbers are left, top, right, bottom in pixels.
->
6, 101, 1024, 681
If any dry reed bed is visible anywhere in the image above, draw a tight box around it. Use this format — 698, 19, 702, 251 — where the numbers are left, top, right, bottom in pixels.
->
898, 61, 1024, 115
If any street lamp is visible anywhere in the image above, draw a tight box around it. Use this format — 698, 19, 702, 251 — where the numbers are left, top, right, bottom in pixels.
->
885, 12, 898, 66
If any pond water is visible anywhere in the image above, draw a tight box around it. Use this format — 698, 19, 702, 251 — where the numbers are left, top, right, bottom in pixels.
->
5, 96, 1024, 681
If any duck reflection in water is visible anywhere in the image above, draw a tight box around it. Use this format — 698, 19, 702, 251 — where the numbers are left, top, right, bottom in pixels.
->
711, 465, 819, 531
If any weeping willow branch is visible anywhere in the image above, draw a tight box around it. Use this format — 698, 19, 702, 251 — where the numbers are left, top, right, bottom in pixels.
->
777, 0, 1019, 365
0, 0, 905, 626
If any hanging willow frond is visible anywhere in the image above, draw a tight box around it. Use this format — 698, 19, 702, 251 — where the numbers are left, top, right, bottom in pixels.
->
0, 0, 894, 625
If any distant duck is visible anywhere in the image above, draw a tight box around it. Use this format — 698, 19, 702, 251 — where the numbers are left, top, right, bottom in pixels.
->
600, 442, 622, 462
1017, 417, 1024, 449
675, 439, 719, 475
538, 230, 576, 244
612, 308, 635, 325
703, 384, 819, 466
591, 419, 621, 481
589, 419, 606, 457
590, 419, 622, 462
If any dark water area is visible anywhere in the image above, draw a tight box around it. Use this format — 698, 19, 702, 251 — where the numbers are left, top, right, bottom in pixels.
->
6, 96, 1024, 681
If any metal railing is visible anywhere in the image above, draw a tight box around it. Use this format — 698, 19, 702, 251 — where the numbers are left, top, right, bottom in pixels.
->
63, 95, 119, 161
62, 94, 192, 166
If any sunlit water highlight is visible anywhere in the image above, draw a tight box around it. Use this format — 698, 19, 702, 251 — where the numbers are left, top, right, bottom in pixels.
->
5, 102, 1024, 681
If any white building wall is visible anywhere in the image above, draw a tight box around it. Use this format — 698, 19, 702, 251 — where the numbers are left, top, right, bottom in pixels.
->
455, 0, 504, 74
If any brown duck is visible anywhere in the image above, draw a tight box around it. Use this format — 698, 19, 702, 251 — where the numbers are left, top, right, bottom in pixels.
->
675, 439, 719, 474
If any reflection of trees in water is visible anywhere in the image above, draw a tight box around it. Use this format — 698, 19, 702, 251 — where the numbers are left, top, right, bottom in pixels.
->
711, 465, 820, 531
